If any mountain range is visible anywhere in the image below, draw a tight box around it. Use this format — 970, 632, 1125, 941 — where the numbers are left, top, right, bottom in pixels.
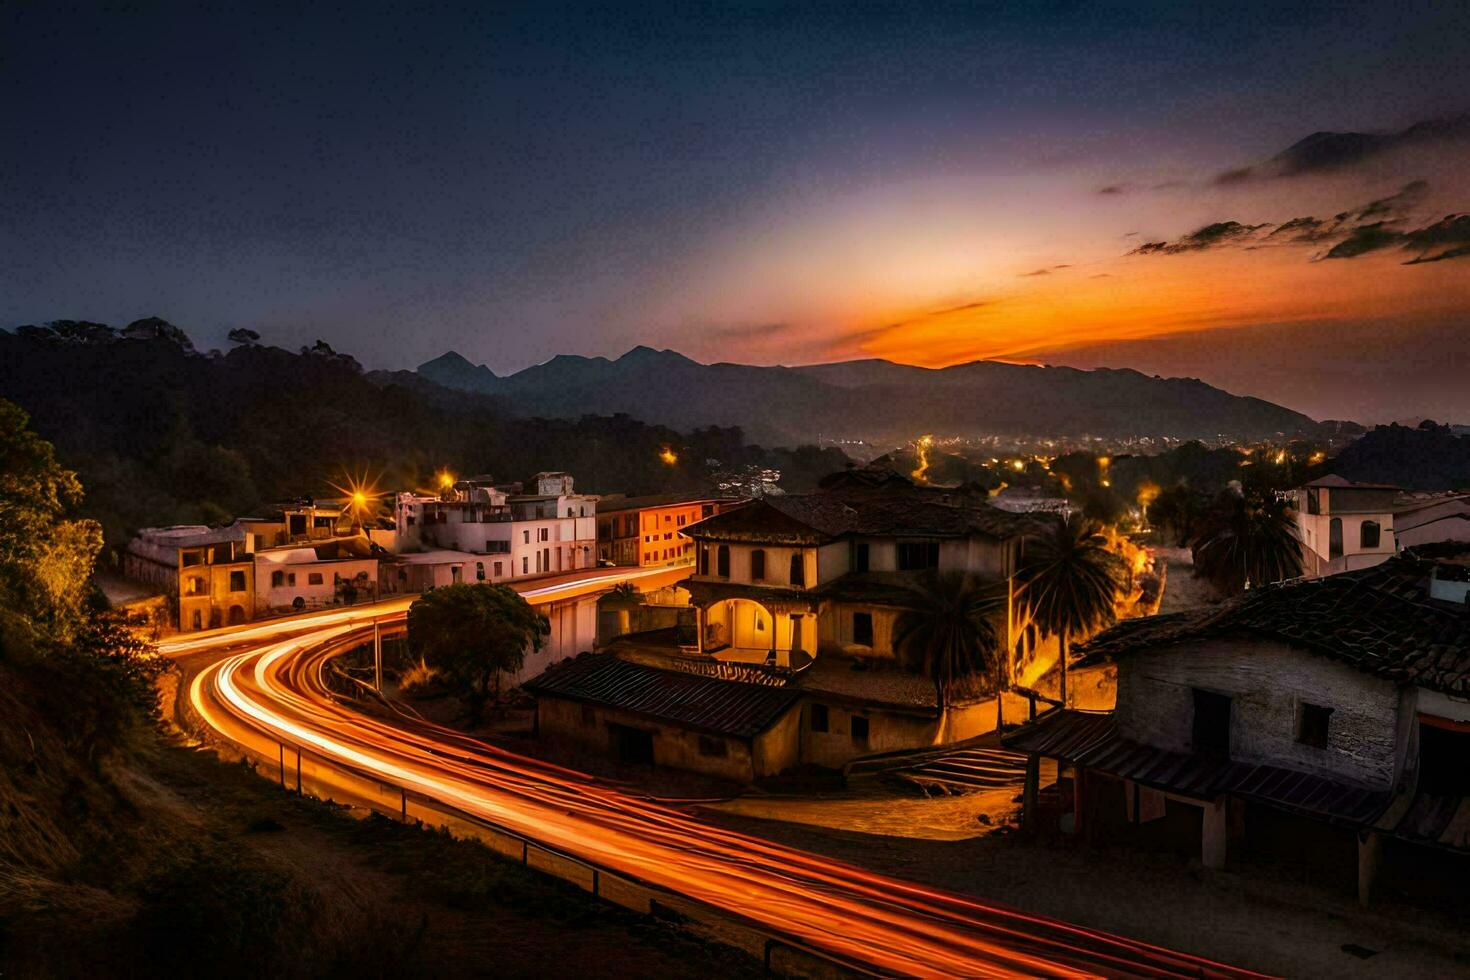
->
418, 347, 1321, 446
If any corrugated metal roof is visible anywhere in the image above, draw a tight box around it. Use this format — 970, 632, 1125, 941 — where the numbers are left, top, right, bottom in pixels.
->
1004, 710, 1391, 826
524, 653, 802, 739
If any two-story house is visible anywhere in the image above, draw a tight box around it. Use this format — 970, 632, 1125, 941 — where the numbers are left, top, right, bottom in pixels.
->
123, 524, 256, 632
1294, 474, 1398, 577
1005, 549, 1470, 906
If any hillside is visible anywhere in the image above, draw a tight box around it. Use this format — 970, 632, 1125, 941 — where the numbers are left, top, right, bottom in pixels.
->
1328, 421, 1470, 490
419, 347, 1323, 445
0, 324, 847, 548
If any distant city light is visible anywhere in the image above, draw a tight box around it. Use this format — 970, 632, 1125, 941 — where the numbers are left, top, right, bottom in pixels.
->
660, 446, 678, 465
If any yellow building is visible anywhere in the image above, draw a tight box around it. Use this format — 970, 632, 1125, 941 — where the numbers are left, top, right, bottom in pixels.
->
123, 525, 256, 632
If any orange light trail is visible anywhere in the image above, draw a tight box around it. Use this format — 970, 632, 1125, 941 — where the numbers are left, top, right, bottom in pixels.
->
165, 568, 1269, 979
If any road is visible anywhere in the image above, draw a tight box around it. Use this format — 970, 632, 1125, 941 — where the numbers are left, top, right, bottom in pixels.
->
162, 566, 1266, 979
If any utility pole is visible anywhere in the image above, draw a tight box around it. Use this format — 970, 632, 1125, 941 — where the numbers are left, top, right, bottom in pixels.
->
373, 617, 383, 692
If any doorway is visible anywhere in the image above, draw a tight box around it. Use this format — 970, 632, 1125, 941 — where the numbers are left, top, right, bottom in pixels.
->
610, 723, 654, 765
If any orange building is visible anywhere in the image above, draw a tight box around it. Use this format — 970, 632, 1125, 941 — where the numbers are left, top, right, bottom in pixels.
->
596, 494, 741, 567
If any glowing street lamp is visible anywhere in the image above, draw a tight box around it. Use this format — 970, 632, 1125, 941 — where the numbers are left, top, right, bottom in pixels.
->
659, 446, 678, 466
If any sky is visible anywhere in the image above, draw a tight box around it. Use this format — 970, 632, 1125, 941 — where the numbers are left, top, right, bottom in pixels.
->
3, 2, 1468, 422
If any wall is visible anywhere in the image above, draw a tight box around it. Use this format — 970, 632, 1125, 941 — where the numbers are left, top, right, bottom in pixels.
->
696, 542, 814, 589
257, 557, 377, 612
1115, 637, 1401, 789
536, 696, 765, 782
818, 602, 901, 658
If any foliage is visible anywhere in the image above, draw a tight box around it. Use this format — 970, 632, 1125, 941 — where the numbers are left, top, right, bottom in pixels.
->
0, 325, 849, 549
1191, 487, 1303, 596
0, 399, 103, 633
1016, 514, 1126, 703
407, 584, 550, 719
893, 572, 1005, 717
1330, 420, 1470, 490
1149, 483, 1212, 546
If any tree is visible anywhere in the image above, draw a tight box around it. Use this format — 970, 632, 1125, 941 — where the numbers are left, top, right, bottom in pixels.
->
1150, 483, 1210, 547
406, 584, 549, 721
0, 398, 102, 636
227, 327, 261, 346
893, 572, 1006, 734
1016, 514, 1125, 706
1192, 487, 1303, 596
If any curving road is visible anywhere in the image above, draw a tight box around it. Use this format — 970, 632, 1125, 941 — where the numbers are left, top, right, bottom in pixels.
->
163, 568, 1266, 979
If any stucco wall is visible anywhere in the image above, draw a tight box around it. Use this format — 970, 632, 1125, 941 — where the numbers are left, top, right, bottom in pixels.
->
537, 696, 802, 782
1115, 637, 1401, 788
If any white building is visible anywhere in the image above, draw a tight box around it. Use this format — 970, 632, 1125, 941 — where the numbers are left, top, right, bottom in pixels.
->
255, 539, 380, 615
391, 472, 598, 581
1293, 475, 1398, 577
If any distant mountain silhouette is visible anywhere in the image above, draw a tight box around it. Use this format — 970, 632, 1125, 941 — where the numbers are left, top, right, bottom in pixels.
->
419, 348, 1322, 444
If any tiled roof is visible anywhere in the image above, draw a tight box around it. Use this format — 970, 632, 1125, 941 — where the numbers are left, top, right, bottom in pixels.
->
1003, 710, 1391, 826
523, 653, 802, 738
684, 474, 1049, 545
1076, 555, 1470, 695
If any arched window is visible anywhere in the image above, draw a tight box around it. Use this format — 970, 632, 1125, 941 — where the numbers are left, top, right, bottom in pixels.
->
1360, 520, 1380, 549
750, 549, 766, 581
716, 545, 730, 577
1328, 518, 1343, 560
789, 553, 805, 587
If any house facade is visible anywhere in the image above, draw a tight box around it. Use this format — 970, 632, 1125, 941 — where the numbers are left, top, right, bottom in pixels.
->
1294, 474, 1398, 577
255, 538, 380, 615
392, 471, 598, 580
1006, 550, 1470, 905
123, 524, 256, 632
595, 493, 735, 567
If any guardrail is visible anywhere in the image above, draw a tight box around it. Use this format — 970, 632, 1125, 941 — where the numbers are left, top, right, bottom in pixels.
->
206, 631, 879, 979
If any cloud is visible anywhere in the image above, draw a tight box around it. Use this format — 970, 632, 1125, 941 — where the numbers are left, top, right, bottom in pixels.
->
1129, 182, 1468, 265
1096, 184, 1130, 195
1020, 264, 1072, 277
1212, 113, 1470, 183
926, 299, 994, 316
1128, 221, 1269, 255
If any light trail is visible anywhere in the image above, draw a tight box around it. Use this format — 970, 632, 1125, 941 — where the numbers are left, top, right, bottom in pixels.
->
165, 567, 1269, 979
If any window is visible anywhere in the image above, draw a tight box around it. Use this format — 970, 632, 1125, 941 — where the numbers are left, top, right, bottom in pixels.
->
187, 576, 206, 596
522, 557, 529, 574
523, 530, 531, 544
1329, 518, 1343, 560
716, 545, 730, 577
494, 561, 502, 577
229, 570, 246, 592
271, 570, 284, 588
750, 549, 766, 581
1297, 702, 1333, 748
851, 715, 870, 743
308, 572, 324, 586
484, 540, 510, 553
809, 703, 829, 733
852, 541, 869, 573
539, 528, 549, 542
181, 550, 202, 567
1360, 520, 1381, 549
1306, 488, 1321, 515
698, 546, 710, 575
191, 610, 202, 630
853, 612, 874, 647
1192, 689, 1232, 758
288, 573, 296, 587
897, 540, 940, 570
476, 562, 485, 581
789, 553, 805, 587
697, 735, 728, 758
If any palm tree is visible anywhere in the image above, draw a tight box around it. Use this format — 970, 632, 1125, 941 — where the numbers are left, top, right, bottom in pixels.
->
1016, 514, 1126, 707
893, 572, 1007, 734
1192, 487, 1302, 596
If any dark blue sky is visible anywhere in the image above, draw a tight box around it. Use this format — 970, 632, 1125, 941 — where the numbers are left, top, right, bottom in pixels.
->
3, 2, 1467, 405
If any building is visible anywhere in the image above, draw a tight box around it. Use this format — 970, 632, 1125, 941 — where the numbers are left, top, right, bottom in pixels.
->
237, 499, 354, 548
1294, 474, 1398, 577
392, 472, 598, 579
123, 524, 256, 632
682, 468, 1049, 668
524, 652, 803, 782
255, 537, 380, 615
595, 493, 738, 567
1392, 492, 1470, 550
1005, 550, 1470, 905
